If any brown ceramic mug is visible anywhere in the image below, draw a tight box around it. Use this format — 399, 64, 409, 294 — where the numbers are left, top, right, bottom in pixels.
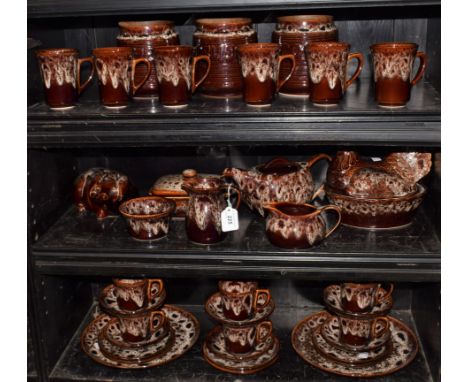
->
224, 320, 273, 354
36, 48, 94, 110
117, 310, 167, 343
218, 281, 271, 321
340, 282, 394, 314
370, 42, 427, 107
112, 278, 164, 312
154, 45, 210, 107
237, 43, 296, 106
305, 42, 363, 105
93, 47, 151, 108
338, 316, 390, 348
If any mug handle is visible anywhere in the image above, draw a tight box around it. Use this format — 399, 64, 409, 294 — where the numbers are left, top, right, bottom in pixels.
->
255, 320, 273, 343
191, 55, 211, 93
345, 52, 364, 90
222, 185, 242, 209
371, 317, 389, 339
317, 205, 342, 238
131, 57, 151, 95
410, 51, 427, 86
147, 279, 164, 301
375, 283, 394, 304
253, 289, 271, 310
149, 310, 167, 334
276, 53, 296, 91
77, 57, 95, 95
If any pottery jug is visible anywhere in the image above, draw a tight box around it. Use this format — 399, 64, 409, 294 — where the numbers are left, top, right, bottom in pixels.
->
181, 176, 240, 244
223, 155, 331, 216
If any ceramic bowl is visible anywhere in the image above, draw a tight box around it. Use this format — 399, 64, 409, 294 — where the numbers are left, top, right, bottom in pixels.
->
325, 183, 426, 229
119, 196, 175, 240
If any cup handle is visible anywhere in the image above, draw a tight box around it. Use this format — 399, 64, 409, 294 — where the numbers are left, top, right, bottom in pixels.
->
371, 317, 389, 339
147, 279, 164, 301
317, 205, 342, 238
410, 51, 427, 86
253, 289, 271, 310
191, 55, 211, 93
77, 57, 95, 95
276, 53, 296, 91
149, 310, 167, 334
345, 52, 364, 90
375, 283, 394, 304
131, 57, 151, 95
255, 320, 273, 343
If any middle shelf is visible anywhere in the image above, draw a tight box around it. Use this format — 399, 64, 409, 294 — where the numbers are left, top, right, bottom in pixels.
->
32, 202, 440, 281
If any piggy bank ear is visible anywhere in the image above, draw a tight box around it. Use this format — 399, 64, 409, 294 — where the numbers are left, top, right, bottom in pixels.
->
385, 152, 432, 185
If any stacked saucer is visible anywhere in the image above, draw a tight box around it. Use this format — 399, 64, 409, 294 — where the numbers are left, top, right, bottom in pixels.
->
203, 281, 280, 374
81, 278, 199, 369
292, 283, 419, 378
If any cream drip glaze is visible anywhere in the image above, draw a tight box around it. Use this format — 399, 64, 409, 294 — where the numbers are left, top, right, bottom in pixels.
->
39, 55, 77, 89
373, 52, 414, 81
155, 55, 191, 89
240, 53, 278, 82
95, 58, 130, 92
306, 50, 348, 91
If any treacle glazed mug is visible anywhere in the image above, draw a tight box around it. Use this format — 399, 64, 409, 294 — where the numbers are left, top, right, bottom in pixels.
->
36, 48, 94, 110
370, 42, 427, 107
237, 43, 296, 106
305, 42, 363, 105
112, 278, 165, 312
154, 45, 211, 107
93, 47, 151, 108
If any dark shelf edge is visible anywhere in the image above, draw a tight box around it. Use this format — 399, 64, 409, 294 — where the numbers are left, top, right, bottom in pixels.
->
28, 0, 441, 19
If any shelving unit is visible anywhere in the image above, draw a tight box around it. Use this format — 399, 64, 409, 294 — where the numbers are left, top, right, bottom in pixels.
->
27, 1, 441, 381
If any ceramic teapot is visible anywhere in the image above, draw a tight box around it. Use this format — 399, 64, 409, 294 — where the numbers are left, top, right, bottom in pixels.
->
222, 155, 331, 216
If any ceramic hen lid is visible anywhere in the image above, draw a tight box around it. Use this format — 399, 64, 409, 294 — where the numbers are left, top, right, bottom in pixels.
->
149, 169, 219, 197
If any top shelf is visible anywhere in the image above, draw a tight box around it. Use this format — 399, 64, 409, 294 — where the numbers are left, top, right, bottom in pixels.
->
27, 0, 441, 18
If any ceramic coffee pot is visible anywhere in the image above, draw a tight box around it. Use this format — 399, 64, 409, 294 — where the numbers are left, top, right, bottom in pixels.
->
181, 175, 241, 244
223, 155, 331, 216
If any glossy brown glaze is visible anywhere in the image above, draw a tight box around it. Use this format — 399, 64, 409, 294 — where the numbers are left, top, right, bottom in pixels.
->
36, 48, 94, 109
154, 45, 210, 106
93, 47, 151, 108
117, 310, 167, 343
305, 42, 363, 105
74, 168, 137, 219
193, 18, 257, 98
370, 42, 427, 107
119, 196, 175, 240
181, 176, 240, 244
340, 282, 394, 314
264, 202, 341, 249
272, 15, 338, 96
223, 155, 331, 216
237, 43, 295, 105
224, 321, 273, 354
117, 21, 180, 98
112, 278, 164, 312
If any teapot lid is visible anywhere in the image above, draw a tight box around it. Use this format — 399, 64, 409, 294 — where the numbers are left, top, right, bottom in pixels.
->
149, 169, 219, 197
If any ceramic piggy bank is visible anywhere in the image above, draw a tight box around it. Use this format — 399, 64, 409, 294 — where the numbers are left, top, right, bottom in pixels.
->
74, 168, 136, 218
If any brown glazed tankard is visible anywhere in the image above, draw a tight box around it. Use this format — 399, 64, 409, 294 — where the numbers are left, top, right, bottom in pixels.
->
370, 42, 427, 107
36, 48, 94, 110
93, 47, 151, 108
305, 42, 363, 105
237, 43, 296, 106
154, 45, 210, 107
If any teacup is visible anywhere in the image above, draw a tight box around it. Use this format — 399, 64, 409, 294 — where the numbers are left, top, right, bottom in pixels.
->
154, 45, 211, 107
36, 48, 94, 110
93, 47, 151, 108
340, 282, 394, 314
118, 310, 167, 343
218, 281, 271, 321
112, 278, 164, 312
224, 320, 273, 354
370, 42, 427, 107
338, 316, 389, 348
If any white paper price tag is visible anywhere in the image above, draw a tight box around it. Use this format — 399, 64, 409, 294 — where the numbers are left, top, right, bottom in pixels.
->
221, 207, 239, 232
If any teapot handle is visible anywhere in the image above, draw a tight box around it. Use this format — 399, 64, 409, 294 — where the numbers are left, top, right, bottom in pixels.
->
305, 153, 332, 169
262, 157, 293, 170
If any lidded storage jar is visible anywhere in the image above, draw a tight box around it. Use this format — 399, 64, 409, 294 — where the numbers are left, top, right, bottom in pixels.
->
117, 21, 180, 98
272, 15, 338, 96
193, 18, 257, 98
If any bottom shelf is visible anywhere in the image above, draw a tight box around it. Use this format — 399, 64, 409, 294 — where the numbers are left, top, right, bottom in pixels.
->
50, 304, 433, 382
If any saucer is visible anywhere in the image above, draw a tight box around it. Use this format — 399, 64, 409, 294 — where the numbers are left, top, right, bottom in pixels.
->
99, 283, 166, 317
291, 311, 418, 378
205, 292, 275, 326
203, 333, 280, 374
324, 285, 393, 319
321, 315, 391, 352
205, 325, 274, 362
81, 305, 200, 369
